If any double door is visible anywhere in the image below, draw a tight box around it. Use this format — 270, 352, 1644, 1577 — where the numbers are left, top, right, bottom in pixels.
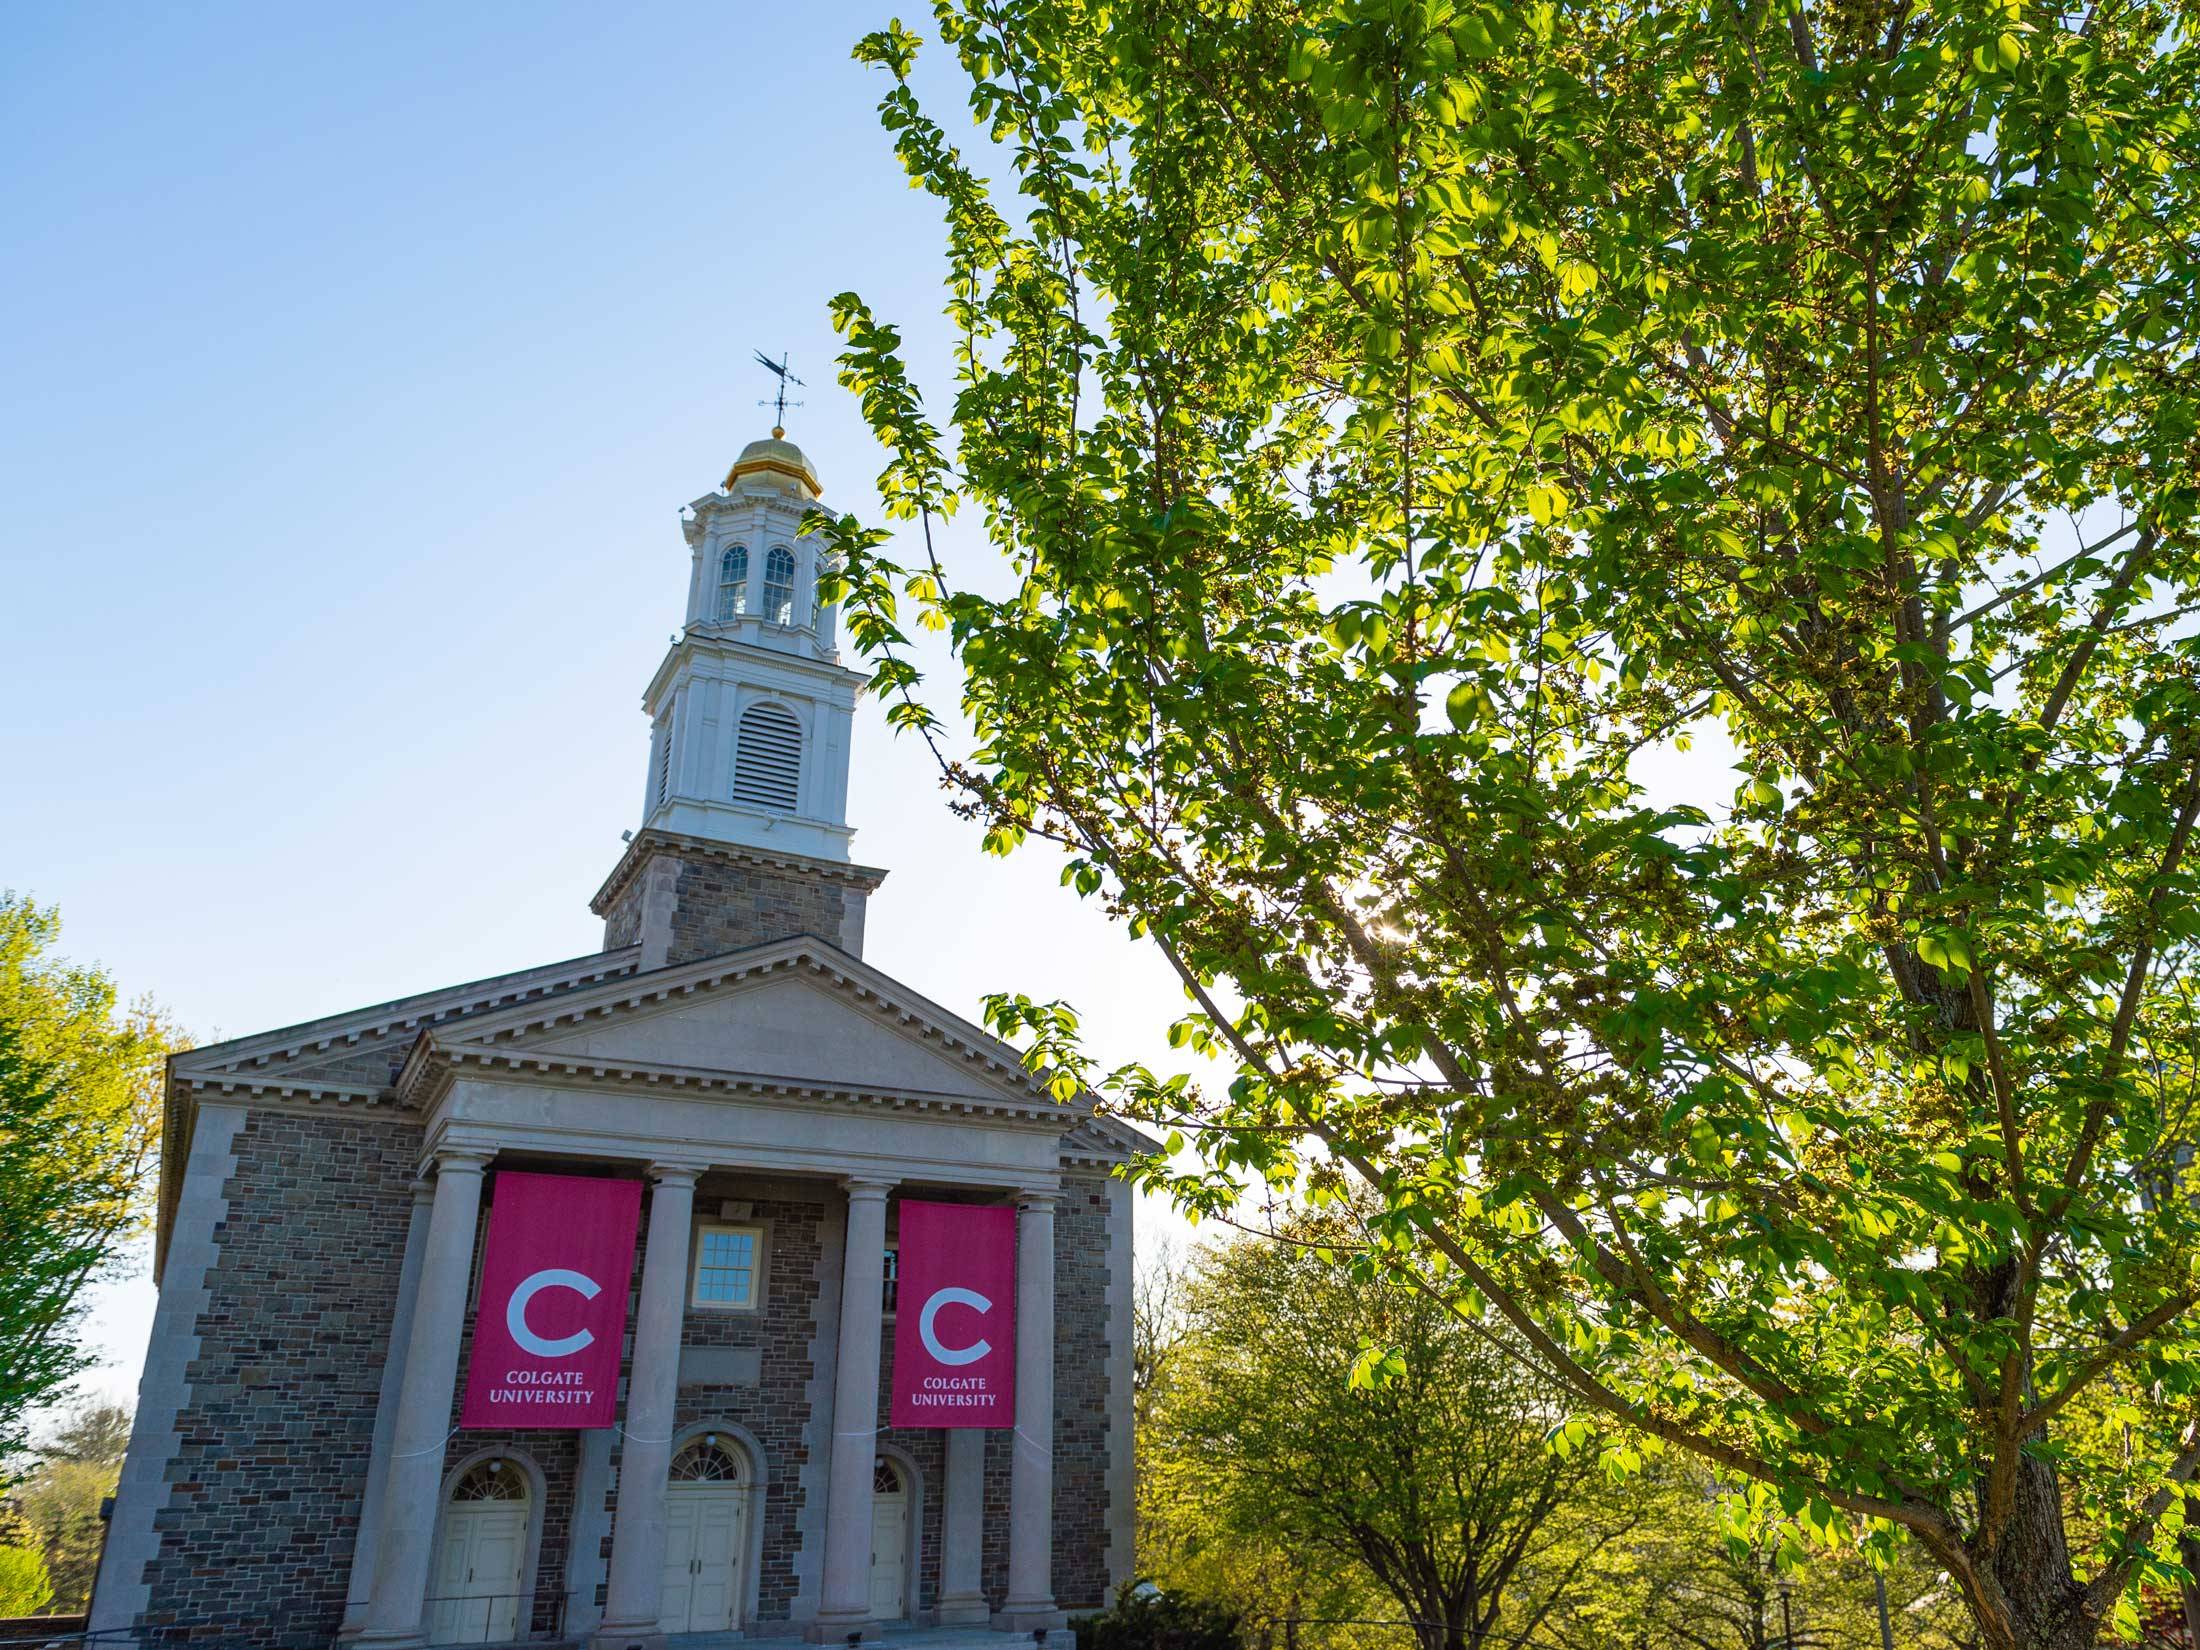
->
429, 1501, 527, 1645
659, 1484, 749, 1635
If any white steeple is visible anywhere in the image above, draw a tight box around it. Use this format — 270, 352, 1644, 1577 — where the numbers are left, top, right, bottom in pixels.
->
636, 429, 864, 863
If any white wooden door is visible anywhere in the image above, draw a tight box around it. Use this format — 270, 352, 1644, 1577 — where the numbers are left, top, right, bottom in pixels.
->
428, 1501, 527, 1645
658, 1494, 700, 1636
659, 1485, 748, 1634
869, 1469, 908, 1620
689, 1487, 747, 1630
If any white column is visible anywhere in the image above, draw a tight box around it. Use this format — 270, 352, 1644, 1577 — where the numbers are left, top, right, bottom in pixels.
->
594, 1163, 701, 1648
997, 1190, 1060, 1630
356, 1148, 490, 1650
814, 1176, 894, 1638
340, 1179, 437, 1639
938, 1427, 990, 1624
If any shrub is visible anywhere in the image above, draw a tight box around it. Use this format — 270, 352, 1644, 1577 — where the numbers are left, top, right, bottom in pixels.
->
1074, 1585, 1243, 1650
0, 1545, 55, 1617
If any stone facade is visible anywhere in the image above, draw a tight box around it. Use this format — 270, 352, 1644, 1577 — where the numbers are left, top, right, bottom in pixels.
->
135, 1109, 420, 1648
594, 831, 883, 965
111, 1111, 1125, 1646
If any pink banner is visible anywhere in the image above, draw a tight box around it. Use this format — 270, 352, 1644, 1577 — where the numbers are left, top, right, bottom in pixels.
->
460, 1172, 641, 1429
891, 1201, 1016, 1429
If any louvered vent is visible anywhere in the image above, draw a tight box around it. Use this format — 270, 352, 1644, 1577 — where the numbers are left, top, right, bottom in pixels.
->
733, 704, 802, 811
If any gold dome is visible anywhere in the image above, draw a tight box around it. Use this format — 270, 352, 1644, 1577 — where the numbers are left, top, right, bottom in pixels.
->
722, 428, 821, 496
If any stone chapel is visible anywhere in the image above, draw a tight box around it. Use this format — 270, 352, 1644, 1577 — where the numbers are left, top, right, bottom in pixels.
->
90, 432, 1144, 1650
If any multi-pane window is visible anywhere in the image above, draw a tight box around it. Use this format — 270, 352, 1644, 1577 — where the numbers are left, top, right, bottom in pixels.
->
716, 545, 749, 620
691, 1223, 761, 1309
763, 547, 798, 626
882, 1245, 899, 1317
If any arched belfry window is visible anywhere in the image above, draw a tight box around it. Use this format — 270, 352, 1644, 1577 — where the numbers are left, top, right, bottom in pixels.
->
716, 545, 750, 621
763, 547, 798, 626
732, 703, 802, 811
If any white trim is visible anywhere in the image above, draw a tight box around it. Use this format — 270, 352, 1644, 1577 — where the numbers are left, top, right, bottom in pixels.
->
689, 1221, 766, 1311
426, 1078, 1070, 1192
91, 1103, 248, 1641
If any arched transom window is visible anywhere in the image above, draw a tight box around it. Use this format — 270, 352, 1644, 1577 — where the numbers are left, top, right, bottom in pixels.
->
732, 703, 802, 811
452, 1459, 529, 1502
873, 1458, 903, 1496
671, 1438, 746, 1483
716, 545, 749, 620
763, 546, 798, 626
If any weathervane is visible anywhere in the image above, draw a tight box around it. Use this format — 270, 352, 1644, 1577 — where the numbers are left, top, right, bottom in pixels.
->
755, 349, 804, 437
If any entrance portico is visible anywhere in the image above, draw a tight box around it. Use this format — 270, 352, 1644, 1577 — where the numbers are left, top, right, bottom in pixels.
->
339, 935, 1085, 1650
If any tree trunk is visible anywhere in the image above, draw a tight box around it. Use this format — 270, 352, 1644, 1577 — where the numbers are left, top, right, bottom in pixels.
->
2180, 1535, 2200, 1649
1954, 1454, 2096, 1650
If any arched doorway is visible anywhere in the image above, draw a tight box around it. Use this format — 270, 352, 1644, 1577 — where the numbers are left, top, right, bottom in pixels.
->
658, 1435, 752, 1635
429, 1458, 532, 1646
869, 1456, 910, 1621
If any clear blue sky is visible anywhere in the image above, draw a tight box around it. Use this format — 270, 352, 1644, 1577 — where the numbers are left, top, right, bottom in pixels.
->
0, 1, 1200, 1410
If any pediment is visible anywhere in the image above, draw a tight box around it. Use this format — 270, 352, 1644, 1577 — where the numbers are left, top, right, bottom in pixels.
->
437, 941, 1045, 1112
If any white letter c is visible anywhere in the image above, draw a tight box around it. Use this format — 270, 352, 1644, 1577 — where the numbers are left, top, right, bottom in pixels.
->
919, 1286, 992, 1366
507, 1267, 600, 1358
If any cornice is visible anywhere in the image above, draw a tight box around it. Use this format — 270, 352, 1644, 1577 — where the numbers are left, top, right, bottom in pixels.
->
590, 829, 888, 917
175, 1073, 397, 1108
402, 1044, 1079, 1127
640, 629, 864, 712
174, 947, 643, 1078
1060, 1115, 1150, 1167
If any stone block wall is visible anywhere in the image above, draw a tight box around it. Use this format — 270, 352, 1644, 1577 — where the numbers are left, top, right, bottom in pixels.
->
135, 1108, 421, 1649
594, 832, 880, 964
1050, 1175, 1118, 1612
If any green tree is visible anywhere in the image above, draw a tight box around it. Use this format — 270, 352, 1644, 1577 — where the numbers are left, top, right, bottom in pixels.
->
44, 1402, 129, 1470
1147, 1207, 1642, 1650
4, 1400, 133, 1615
8, 1458, 110, 1615
0, 1545, 54, 1618
0, 895, 183, 1456
1532, 1472, 1978, 1650
1137, 1241, 1397, 1650
815, 2, 2200, 1647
